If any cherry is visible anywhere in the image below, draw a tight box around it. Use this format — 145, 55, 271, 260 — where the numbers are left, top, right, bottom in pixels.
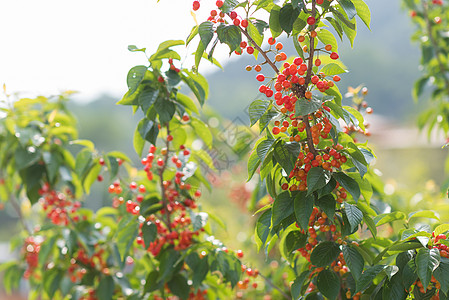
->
330, 52, 339, 60
216, 0, 223, 8
192, 0, 200, 11
233, 19, 240, 26
256, 74, 265, 82
241, 19, 248, 28
247, 47, 254, 54
236, 249, 244, 258
230, 11, 237, 19
268, 37, 276, 45
307, 16, 316, 25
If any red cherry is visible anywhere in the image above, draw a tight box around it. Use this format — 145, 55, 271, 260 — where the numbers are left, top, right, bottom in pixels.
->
192, 0, 200, 11
241, 19, 248, 28
330, 52, 339, 60
256, 74, 265, 82
236, 250, 244, 258
307, 16, 316, 25
246, 47, 254, 54
216, 0, 223, 7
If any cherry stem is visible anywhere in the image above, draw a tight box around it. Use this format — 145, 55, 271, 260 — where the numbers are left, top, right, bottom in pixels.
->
422, 1, 449, 95
159, 123, 172, 232
258, 272, 292, 300
239, 27, 280, 74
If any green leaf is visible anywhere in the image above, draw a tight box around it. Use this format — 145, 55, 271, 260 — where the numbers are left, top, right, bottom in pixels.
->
247, 150, 261, 181
249, 100, 270, 126
221, 0, 239, 13
248, 21, 263, 53
284, 230, 307, 257
333, 172, 360, 202
434, 258, 449, 296
355, 265, 388, 293
317, 269, 340, 300
193, 257, 209, 288
175, 92, 199, 114
273, 140, 296, 175
408, 210, 440, 222
138, 87, 159, 115
137, 118, 159, 145
416, 248, 440, 288
306, 167, 331, 195
15, 145, 41, 170
128, 45, 146, 52
352, 0, 371, 29
216, 24, 242, 53
126, 65, 147, 95
142, 221, 157, 247
374, 211, 406, 227
38, 235, 58, 266
279, 4, 300, 34
344, 203, 363, 232
257, 138, 275, 161
291, 271, 310, 300
191, 117, 213, 148
180, 71, 208, 106
272, 191, 294, 228
167, 274, 190, 300
255, 209, 272, 251
116, 215, 139, 265
294, 191, 314, 230
133, 126, 145, 157
310, 241, 341, 267
70, 139, 95, 151
434, 224, 449, 237
321, 63, 347, 76
97, 275, 114, 300
295, 96, 322, 117
317, 29, 338, 51
43, 269, 63, 298
338, 0, 357, 19
155, 98, 175, 125
413, 77, 429, 101
83, 163, 101, 194
269, 5, 282, 38
159, 249, 182, 282
156, 40, 184, 53
259, 106, 278, 132
315, 194, 336, 220
144, 271, 160, 293
199, 21, 214, 50
75, 148, 93, 178
342, 245, 364, 280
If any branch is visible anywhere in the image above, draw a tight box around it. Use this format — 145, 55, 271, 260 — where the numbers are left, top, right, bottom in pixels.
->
239, 27, 280, 74
258, 272, 292, 300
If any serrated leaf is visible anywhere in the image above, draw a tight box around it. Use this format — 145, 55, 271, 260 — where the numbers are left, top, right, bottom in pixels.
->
434, 258, 449, 295
321, 63, 347, 76
310, 241, 341, 267
142, 221, 157, 247
374, 211, 406, 227
247, 150, 261, 181
272, 191, 294, 228
255, 209, 272, 251
338, 0, 357, 19
317, 29, 338, 51
269, 5, 282, 38
295, 96, 322, 117
342, 245, 364, 280
345, 203, 363, 232
126, 65, 147, 96
279, 4, 300, 34
199, 21, 214, 50
317, 269, 340, 300
294, 191, 314, 230
307, 167, 331, 195
191, 117, 213, 148
216, 24, 242, 53
355, 265, 388, 293
315, 194, 336, 220
333, 172, 361, 202
249, 100, 270, 126
416, 248, 440, 288
408, 210, 440, 222
352, 0, 371, 29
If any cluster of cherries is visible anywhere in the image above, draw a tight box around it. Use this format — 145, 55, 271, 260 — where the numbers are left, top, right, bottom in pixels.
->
38, 183, 81, 225
23, 236, 41, 280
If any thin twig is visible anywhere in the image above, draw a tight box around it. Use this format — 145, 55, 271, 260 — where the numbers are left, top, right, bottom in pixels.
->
10, 194, 31, 234
239, 27, 280, 74
258, 272, 292, 300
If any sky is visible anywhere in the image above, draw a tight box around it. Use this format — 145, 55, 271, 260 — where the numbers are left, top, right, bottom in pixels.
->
0, 0, 231, 102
